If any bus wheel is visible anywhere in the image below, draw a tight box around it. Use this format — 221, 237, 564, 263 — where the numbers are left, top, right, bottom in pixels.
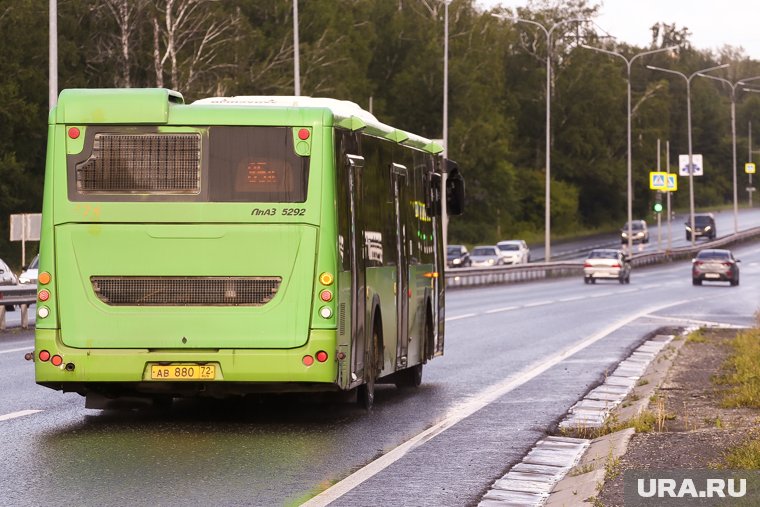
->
394, 363, 423, 388
358, 326, 380, 410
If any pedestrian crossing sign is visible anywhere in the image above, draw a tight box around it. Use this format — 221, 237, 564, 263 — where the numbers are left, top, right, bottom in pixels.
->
665, 173, 677, 192
649, 171, 667, 190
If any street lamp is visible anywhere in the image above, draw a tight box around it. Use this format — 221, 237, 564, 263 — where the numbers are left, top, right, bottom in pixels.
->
646, 63, 730, 246
695, 73, 760, 234
580, 44, 677, 253
492, 13, 586, 261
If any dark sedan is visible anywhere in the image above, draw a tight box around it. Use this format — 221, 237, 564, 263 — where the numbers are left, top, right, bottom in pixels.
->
447, 245, 471, 268
692, 249, 739, 286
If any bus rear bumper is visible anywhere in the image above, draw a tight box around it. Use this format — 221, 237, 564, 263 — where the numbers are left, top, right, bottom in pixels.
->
34, 328, 339, 397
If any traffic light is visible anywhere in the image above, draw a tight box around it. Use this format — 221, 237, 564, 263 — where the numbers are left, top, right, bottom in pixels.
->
652, 191, 663, 214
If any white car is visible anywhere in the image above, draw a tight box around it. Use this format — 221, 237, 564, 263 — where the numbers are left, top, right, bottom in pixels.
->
19, 254, 38, 285
583, 249, 631, 284
496, 240, 530, 264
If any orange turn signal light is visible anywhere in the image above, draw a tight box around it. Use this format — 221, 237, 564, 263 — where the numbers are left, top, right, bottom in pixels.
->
39, 272, 51, 285
319, 272, 334, 285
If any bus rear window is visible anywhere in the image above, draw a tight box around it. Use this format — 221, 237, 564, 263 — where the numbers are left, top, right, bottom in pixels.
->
68, 126, 309, 203
209, 126, 309, 203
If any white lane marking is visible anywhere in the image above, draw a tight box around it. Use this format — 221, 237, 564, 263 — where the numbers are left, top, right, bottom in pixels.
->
0, 410, 42, 422
558, 296, 584, 302
0, 346, 31, 356
644, 314, 747, 329
484, 306, 519, 314
446, 313, 477, 322
523, 301, 551, 308
301, 298, 692, 507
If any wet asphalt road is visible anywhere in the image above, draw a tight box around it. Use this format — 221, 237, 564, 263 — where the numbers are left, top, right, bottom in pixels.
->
1, 243, 759, 507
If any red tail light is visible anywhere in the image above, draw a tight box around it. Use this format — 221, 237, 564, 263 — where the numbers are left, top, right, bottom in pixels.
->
315, 351, 328, 362
38, 350, 51, 362
51, 355, 63, 366
583, 262, 592, 268
610, 263, 621, 268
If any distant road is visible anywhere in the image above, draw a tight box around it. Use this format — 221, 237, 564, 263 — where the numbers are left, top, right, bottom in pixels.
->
530, 208, 760, 261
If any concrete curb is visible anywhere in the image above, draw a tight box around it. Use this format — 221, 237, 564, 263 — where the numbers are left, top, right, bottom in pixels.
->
543, 329, 694, 505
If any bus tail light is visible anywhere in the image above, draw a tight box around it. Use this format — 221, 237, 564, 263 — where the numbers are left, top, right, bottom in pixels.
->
39, 272, 51, 285
319, 289, 333, 302
39, 350, 51, 362
38, 289, 50, 302
319, 306, 332, 319
302, 355, 314, 366
51, 355, 63, 367
315, 351, 328, 363
319, 272, 334, 285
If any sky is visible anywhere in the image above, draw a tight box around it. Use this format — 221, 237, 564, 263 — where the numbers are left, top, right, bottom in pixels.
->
477, 0, 760, 60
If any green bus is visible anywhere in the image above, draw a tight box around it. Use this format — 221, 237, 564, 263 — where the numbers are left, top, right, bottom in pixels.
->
34, 89, 464, 409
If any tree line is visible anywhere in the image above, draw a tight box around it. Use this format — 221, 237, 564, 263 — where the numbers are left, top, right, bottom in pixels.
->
2, 0, 760, 264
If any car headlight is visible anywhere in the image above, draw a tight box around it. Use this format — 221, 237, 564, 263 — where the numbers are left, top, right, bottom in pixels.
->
685, 226, 692, 231
452, 258, 461, 265
19, 277, 30, 284
704, 226, 711, 231
487, 259, 495, 265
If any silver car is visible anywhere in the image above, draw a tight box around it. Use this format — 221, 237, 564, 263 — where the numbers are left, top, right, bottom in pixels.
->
0, 258, 17, 286
470, 246, 504, 267
583, 249, 631, 284
692, 249, 739, 286
0, 258, 18, 311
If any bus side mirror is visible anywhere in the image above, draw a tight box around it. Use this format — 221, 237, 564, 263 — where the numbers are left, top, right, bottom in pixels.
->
429, 172, 442, 217
445, 160, 465, 216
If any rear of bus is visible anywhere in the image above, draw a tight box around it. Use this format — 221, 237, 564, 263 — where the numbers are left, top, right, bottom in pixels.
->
35, 89, 340, 404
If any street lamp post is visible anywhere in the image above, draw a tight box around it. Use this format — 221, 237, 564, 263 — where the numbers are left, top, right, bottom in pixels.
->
293, 0, 300, 96
646, 63, 730, 246
492, 14, 585, 261
49, 0, 58, 109
695, 73, 760, 234
580, 44, 677, 253
441, 0, 451, 252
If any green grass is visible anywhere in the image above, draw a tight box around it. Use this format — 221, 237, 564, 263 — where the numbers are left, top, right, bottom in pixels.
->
723, 436, 760, 469
717, 328, 760, 409
686, 328, 707, 343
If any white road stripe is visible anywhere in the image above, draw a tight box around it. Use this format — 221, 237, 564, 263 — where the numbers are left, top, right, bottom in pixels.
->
0, 346, 32, 356
645, 314, 747, 329
523, 301, 551, 308
558, 296, 584, 303
0, 410, 42, 422
301, 298, 692, 507
445, 313, 477, 322
484, 306, 519, 314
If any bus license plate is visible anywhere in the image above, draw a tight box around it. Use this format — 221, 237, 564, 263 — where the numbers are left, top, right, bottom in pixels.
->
150, 364, 215, 380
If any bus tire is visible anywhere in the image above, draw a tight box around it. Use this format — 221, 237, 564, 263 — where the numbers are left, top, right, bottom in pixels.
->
358, 322, 381, 410
394, 363, 422, 388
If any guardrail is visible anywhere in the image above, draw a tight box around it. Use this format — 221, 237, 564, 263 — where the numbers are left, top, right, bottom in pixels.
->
0, 284, 37, 330
445, 226, 760, 289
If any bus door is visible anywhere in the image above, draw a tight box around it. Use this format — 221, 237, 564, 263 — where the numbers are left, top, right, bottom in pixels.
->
391, 163, 409, 368
346, 155, 367, 382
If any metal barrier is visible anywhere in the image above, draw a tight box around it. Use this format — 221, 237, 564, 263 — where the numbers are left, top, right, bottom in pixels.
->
0, 285, 37, 330
446, 226, 760, 289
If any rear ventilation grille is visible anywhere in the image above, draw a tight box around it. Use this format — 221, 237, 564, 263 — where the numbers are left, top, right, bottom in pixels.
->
339, 303, 346, 335
91, 276, 281, 306
76, 133, 201, 194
